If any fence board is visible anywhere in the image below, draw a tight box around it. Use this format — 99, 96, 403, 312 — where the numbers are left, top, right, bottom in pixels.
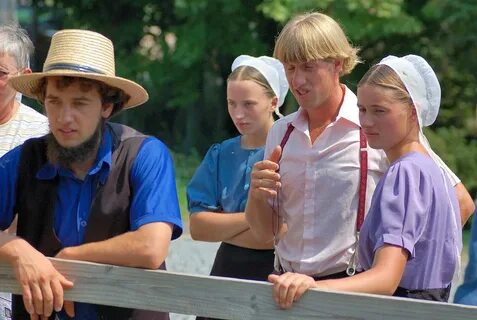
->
0, 258, 476, 319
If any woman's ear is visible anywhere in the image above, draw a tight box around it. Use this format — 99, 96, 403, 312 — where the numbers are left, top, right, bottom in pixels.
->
270, 96, 278, 113
410, 105, 419, 123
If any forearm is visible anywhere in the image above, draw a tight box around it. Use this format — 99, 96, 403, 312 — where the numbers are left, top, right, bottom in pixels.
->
317, 246, 407, 296
1, 233, 74, 317
454, 183, 475, 226
58, 222, 173, 269
317, 267, 399, 296
189, 211, 249, 242
0, 233, 27, 263
225, 228, 274, 249
245, 196, 279, 243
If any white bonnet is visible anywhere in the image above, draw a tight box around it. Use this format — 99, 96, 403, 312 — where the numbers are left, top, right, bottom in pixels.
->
378, 54, 441, 127
231, 55, 289, 113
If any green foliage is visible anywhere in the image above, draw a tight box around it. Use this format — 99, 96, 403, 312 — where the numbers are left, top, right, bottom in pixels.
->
172, 151, 201, 219
425, 127, 477, 193
26, 0, 477, 194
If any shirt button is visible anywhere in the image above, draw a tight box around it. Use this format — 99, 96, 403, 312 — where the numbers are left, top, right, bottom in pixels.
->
244, 183, 250, 190
246, 166, 251, 173
80, 220, 87, 228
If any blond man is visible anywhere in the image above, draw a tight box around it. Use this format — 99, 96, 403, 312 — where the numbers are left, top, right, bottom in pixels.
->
245, 12, 474, 308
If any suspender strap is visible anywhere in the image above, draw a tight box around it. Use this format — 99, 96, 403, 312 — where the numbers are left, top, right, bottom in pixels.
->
346, 128, 368, 276
276, 124, 367, 232
274, 123, 368, 276
357, 128, 368, 232
279, 123, 295, 160
273, 122, 294, 233
273, 122, 295, 273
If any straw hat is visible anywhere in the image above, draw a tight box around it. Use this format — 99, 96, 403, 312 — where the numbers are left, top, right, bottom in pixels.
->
8, 29, 149, 109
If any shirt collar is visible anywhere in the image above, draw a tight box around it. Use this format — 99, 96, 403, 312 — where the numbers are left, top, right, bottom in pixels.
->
335, 85, 360, 127
36, 125, 113, 183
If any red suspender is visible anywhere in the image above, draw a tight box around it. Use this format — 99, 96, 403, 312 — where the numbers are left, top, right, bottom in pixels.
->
273, 123, 295, 241
277, 123, 367, 232
357, 128, 368, 232
279, 123, 295, 160
347, 128, 368, 276
275, 122, 368, 275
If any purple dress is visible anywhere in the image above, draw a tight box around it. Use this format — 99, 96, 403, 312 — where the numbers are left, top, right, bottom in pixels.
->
359, 152, 461, 292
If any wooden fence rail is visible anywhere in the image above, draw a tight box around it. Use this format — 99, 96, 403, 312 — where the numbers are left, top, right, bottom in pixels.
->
1, 258, 476, 319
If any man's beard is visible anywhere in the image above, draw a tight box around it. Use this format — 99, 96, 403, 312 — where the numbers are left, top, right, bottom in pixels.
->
47, 121, 104, 168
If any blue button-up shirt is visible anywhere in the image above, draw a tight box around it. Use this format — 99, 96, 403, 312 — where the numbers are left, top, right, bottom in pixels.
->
0, 125, 183, 319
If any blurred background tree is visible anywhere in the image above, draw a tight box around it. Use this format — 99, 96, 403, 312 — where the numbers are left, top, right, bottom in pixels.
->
6, 0, 477, 202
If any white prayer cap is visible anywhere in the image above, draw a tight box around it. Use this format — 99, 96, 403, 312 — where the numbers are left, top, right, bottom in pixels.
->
231, 55, 289, 117
378, 54, 440, 127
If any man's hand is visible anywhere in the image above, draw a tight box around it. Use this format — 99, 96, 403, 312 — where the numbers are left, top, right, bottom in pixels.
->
249, 145, 282, 200
5, 239, 74, 318
54, 248, 75, 318
268, 272, 317, 309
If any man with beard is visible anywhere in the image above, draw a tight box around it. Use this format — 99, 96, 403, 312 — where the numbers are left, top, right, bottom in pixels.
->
0, 29, 182, 320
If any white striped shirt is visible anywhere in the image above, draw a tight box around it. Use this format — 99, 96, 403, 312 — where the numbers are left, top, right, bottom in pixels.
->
0, 103, 49, 157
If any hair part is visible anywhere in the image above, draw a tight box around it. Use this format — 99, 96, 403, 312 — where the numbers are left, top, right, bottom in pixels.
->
0, 24, 34, 69
32, 76, 131, 116
273, 12, 360, 75
227, 65, 276, 99
358, 64, 413, 107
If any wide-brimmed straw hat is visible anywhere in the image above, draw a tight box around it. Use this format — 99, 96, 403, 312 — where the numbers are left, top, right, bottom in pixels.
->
8, 29, 149, 109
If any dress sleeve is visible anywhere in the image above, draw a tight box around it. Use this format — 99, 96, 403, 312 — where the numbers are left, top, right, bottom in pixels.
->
186, 143, 221, 214
372, 161, 432, 259
129, 137, 183, 239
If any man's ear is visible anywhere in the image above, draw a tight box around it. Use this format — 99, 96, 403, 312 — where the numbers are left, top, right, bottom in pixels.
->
333, 59, 344, 74
102, 102, 114, 118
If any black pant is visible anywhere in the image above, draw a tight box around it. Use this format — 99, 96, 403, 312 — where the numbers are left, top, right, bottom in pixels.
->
394, 285, 451, 302
196, 242, 274, 320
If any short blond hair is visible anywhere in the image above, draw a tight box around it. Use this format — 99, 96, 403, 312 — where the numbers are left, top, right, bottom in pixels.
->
273, 12, 360, 75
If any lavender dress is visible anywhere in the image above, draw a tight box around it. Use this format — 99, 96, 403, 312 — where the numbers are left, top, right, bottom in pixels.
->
359, 152, 461, 301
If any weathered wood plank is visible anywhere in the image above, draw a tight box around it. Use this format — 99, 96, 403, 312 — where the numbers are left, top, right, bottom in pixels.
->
0, 258, 476, 319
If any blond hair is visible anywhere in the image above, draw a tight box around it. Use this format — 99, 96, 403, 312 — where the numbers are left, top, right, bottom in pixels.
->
358, 64, 412, 106
273, 12, 360, 75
